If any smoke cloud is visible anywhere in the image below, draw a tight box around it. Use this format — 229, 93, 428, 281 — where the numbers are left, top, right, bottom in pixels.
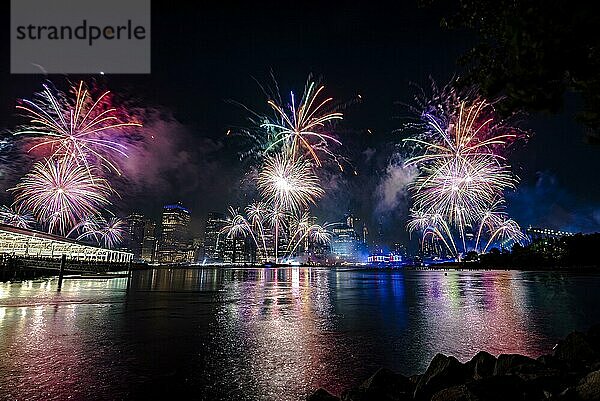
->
375, 153, 417, 215
507, 171, 600, 233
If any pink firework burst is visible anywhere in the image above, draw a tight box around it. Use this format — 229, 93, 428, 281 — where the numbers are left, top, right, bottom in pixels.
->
9, 158, 112, 235
14, 80, 142, 176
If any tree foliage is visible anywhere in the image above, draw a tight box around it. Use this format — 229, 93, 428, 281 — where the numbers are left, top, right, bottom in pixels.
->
423, 0, 600, 139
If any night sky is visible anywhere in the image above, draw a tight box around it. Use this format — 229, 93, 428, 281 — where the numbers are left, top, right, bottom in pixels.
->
0, 2, 598, 243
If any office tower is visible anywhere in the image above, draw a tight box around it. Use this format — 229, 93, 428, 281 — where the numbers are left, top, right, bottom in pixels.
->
125, 213, 145, 260
157, 203, 191, 263
203, 212, 225, 263
141, 219, 157, 263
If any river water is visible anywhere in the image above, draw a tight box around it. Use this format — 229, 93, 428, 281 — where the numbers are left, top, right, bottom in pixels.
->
1, 267, 599, 401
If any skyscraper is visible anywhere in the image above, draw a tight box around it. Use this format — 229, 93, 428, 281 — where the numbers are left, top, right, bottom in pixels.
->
141, 219, 157, 263
156, 203, 192, 263
203, 212, 225, 263
125, 213, 145, 261
330, 213, 366, 263
331, 223, 359, 261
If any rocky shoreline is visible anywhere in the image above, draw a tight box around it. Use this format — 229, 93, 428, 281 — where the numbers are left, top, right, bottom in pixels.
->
308, 326, 600, 401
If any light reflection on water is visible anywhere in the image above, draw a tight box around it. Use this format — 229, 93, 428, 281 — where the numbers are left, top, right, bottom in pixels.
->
1, 268, 599, 401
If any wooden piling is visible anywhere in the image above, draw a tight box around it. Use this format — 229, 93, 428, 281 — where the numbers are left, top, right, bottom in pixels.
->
57, 254, 66, 291
126, 261, 132, 291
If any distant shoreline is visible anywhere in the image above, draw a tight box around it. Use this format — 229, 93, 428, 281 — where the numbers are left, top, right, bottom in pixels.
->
147, 263, 600, 272
3, 263, 600, 283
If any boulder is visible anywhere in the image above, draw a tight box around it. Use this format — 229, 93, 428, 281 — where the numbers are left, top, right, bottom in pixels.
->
308, 388, 340, 401
431, 376, 528, 401
431, 385, 469, 401
537, 354, 563, 369
587, 325, 600, 355
493, 354, 540, 376
340, 388, 365, 401
340, 388, 412, 401
358, 367, 414, 399
553, 332, 596, 365
518, 369, 574, 398
414, 354, 468, 400
575, 370, 600, 401
466, 351, 497, 380
340, 368, 414, 401
409, 374, 422, 386
466, 375, 526, 401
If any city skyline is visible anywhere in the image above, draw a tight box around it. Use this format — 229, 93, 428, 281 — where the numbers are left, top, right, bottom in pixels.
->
0, 3, 598, 245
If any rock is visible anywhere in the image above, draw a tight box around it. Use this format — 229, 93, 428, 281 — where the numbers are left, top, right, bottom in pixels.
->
575, 370, 600, 401
494, 354, 540, 376
587, 324, 600, 354
518, 369, 574, 398
340, 388, 364, 401
409, 374, 422, 386
414, 354, 468, 400
553, 332, 596, 365
340, 388, 412, 401
466, 351, 497, 380
308, 388, 340, 401
537, 354, 561, 368
340, 368, 414, 401
466, 375, 526, 401
359, 367, 414, 395
431, 376, 528, 401
557, 386, 577, 401
431, 385, 469, 401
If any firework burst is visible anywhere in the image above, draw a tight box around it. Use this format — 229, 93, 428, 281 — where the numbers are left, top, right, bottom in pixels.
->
232, 77, 347, 170
67, 215, 124, 249
0, 205, 36, 229
257, 152, 324, 215
14, 80, 141, 176
404, 86, 528, 257
96, 216, 125, 249
9, 158, 111, 235
262, 81, 343, 166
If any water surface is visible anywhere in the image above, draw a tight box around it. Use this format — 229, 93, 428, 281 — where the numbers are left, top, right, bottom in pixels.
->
1, 267, 599, 400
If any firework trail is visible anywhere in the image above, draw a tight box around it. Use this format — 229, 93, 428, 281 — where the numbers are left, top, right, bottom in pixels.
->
67, 215, 102, 242
96, 216, 125, 249
285, 214, 332, 257
231, 77, 347, 170
14, 80, 142, 176
0, 205, 36, 229
262, 81, 343, 167
246, 202, 269, 258
9, 158, 112, 236
220, 204, 331, 263
68, 215, 125, 249
404, 86, 528, 257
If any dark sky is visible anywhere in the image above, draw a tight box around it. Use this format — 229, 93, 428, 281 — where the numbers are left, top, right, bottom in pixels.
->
0, 1, 598, 242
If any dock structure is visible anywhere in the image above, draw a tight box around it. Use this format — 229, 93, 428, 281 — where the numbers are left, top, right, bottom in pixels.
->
0, 223, 133, 263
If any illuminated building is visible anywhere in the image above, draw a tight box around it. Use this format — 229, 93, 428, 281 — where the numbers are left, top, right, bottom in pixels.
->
204, 212, 225, 263
330, 217, 361, 262
125, 213, 145, 260
156, 203, 192, 264
527, 226, 574, 241
421, 236, 451, 259
367, 254, 402, 265
141, 219, 157, 263
223, 236, 253, 264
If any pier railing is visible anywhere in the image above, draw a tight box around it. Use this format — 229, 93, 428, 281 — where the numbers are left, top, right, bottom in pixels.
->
0, 254, 143, 281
